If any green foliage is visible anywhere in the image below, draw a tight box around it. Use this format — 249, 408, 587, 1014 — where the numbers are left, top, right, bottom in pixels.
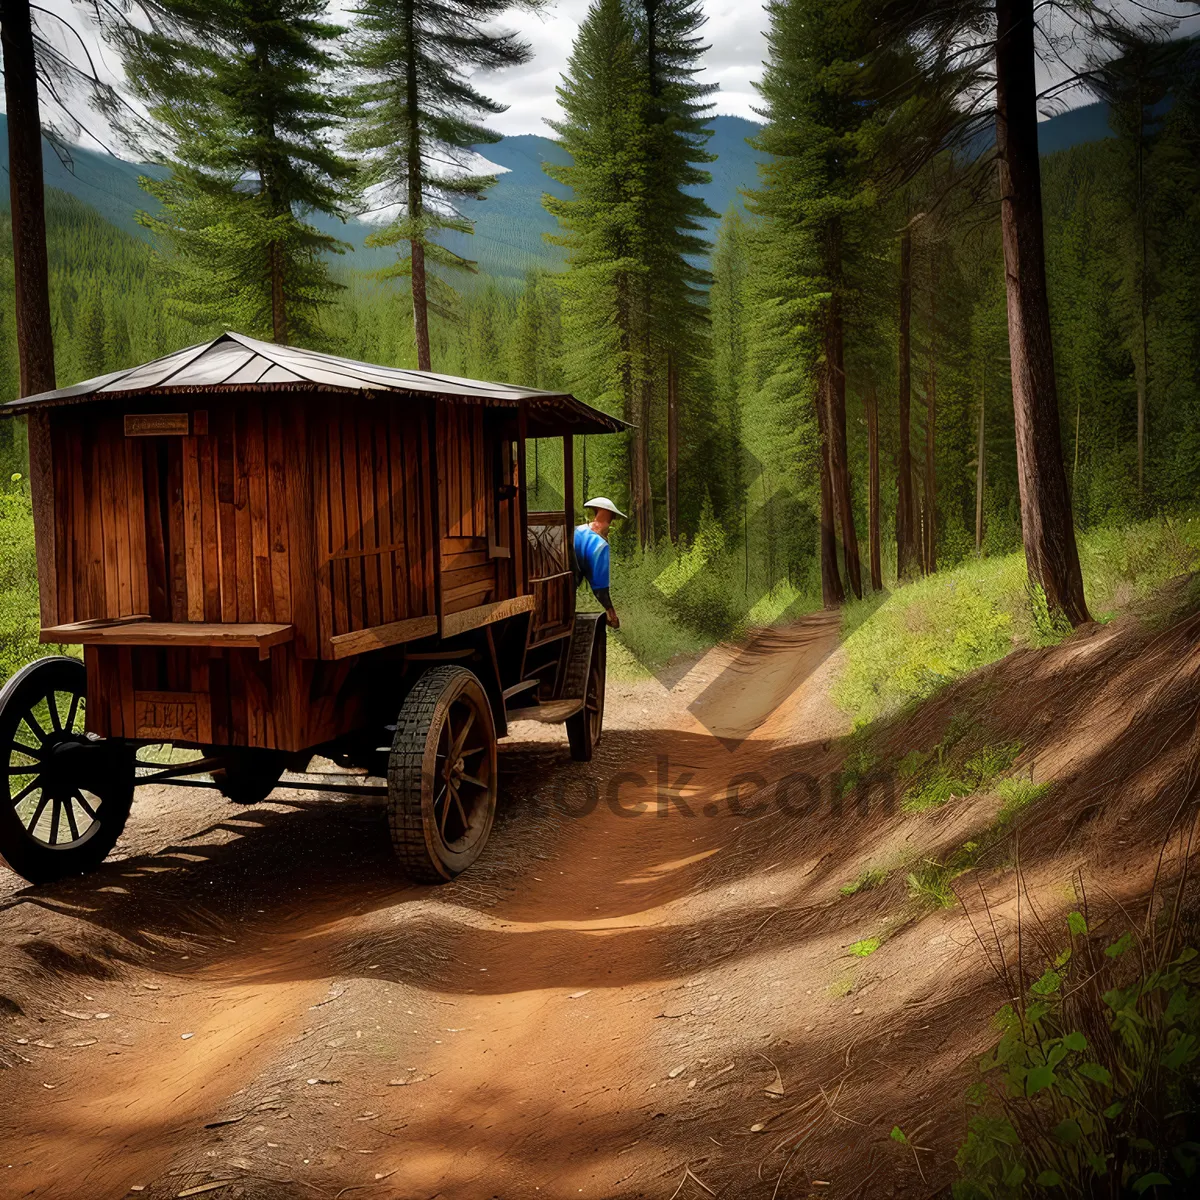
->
840, 866, 889, 897
906, 860, 960, 910
849, 936, 882, 958
836, 519, 1200, 725
995, 778, 1053, 827
347, 0, 536, 356
0, 486, 70, 684
118, 0, 355, 344
953, 917, 1200, 1198
545, 0, 715, 539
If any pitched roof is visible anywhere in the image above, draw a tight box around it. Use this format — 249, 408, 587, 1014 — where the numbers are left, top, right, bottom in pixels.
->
1, 331, 627, 435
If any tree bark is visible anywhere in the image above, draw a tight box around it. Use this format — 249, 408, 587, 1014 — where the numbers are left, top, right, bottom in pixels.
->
1136, 84, 1148, 504
895, 228, 917, 579
633, 365, 653, 548
815, 371, 844, 609
826, 294, 862, 598
866, 378, 882, 590
2, 0, 56, 396
666, 352, 678, 543
404, 0, 431, 371
923, 247, 938, 575
996, 0, 1089, 624
975, 377, 986, 554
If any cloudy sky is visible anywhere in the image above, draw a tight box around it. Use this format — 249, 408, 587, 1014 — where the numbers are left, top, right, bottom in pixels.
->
329, 0, 769, 135
16, 0, 1200, 154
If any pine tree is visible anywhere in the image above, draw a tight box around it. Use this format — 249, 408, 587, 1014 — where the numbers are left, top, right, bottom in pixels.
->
751, 0, 884, 602
546, 0, 714, 546
115, 0, 354, 346
635, 0, 717, 544
347, 0, 536, 371
545, 0, 650, 527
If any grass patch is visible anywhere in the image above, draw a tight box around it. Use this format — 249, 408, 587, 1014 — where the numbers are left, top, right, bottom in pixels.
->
839, 866, 889, 897
906, 860, 961, 910
899, 734, 1022, 814
994, 776, 1053, 827
848, 936, 882, 958
835, 518, 1200, 725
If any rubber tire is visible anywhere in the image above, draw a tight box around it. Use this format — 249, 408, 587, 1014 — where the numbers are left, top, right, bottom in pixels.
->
0, 657, 134, 885
567, 641, 606, 763
388, 666, 498, 884
212, 751, 287, 805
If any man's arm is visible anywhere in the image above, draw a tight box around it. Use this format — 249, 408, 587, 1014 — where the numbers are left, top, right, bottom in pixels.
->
593, 587, 619, 629
591, 542, 619, 629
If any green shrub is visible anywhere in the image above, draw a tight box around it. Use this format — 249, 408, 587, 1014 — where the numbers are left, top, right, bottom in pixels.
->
0, 489, 43, 684
953, 913, 1200, 1198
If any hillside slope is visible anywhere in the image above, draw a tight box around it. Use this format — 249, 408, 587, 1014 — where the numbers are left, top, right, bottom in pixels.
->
2, 105, 1114, 282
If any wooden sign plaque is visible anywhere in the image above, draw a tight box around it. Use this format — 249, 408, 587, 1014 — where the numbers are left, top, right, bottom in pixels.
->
124, 412, 191, 437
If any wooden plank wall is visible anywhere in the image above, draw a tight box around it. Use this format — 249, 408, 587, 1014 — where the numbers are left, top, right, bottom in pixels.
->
437, 404, 511, 616
84, 644, 360, 751
312, 398, 436, 650
50, 402, 305, 634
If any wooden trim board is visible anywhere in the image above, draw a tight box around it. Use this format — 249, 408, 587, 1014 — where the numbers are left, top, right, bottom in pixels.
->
441, 594, 535, 638
42, 620, 294, 660
328, 615, 438, 659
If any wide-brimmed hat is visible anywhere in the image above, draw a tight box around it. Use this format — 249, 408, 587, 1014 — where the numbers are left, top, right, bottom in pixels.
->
584, 496, 627, 518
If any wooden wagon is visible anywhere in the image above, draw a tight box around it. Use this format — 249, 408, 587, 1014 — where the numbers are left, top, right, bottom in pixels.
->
0, 333, 624, 885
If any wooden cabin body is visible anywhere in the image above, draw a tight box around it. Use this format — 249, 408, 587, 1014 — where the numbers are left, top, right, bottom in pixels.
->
26, 360, 591, 755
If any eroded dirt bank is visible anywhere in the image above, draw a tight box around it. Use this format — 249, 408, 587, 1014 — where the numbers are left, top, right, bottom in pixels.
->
2, 608, 1198, 1199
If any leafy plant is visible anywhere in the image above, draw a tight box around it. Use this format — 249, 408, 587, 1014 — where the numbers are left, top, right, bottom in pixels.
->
840, 866, 889, 897
953, 909, 1200, 1198
907, 860, 961, 910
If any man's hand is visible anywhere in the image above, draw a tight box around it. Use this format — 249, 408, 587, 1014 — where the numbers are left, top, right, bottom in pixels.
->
606, 608, 620, 630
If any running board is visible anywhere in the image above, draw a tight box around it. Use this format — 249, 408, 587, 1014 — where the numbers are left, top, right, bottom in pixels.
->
506, 699, 584, 724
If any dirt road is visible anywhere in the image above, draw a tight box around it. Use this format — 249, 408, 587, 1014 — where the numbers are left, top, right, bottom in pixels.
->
0, 614, 994, 1199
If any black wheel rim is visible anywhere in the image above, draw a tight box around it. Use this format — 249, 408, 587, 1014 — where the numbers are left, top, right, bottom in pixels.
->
4, 681, 103, 849
431, 694, 492, 852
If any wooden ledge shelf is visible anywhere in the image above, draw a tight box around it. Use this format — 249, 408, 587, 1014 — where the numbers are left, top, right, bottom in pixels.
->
41, 620, 295, 660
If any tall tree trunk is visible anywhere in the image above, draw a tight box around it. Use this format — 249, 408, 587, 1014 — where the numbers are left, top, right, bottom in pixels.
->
923, 249, 938, 575
666, 352, 678, 543
404, 0, 431, 371
995, 0, 1089, 625
896, 228, 917, 579
269, 241, 287, 345
815, 372, 844, 608
826, 294, 862, 598
2, 0, 56, 396
866, 378, 882, 590
975, 377, 986, 554
1136, 88, 1148, 504
633, 355, 653, 549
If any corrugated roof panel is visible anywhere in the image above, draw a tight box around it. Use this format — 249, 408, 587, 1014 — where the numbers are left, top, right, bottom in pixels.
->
257, 364, 304, 384
223, 355, 277, 385
162, 341, 256, 387
99, 341, 212, 393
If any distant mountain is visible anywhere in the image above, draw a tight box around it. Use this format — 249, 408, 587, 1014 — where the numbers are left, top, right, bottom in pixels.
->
1, 106, 1116, 282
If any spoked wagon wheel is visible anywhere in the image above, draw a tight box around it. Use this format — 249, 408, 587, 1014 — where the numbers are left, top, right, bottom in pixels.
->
388, 666, 498, 884
567, 639, 606, 763
0, 657, 134, 885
